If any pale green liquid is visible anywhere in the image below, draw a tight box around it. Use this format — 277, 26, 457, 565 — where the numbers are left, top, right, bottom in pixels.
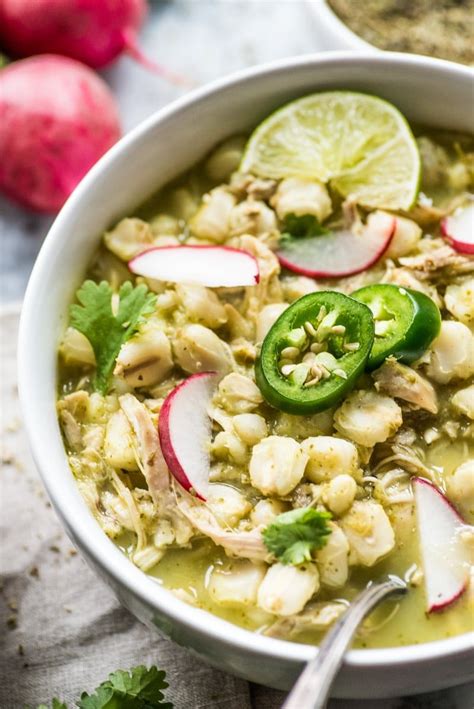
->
116, 440, 474, 648
68, 127, 474, 649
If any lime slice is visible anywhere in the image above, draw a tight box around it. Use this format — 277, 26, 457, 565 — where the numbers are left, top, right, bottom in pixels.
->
241, 91, 420, 210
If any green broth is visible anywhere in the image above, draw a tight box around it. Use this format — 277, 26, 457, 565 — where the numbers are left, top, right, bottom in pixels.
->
140, 439, 474, 647
60, 125, 474, 650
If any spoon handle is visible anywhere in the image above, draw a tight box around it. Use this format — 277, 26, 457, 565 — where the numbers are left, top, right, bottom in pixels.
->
282, 577, 406, 709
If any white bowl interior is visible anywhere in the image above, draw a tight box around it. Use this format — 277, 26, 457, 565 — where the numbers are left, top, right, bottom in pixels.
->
19, 52, 474, 695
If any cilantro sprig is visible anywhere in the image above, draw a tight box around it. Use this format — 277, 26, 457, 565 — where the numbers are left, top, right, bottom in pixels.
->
262, 507, 332, 565
37, 665, 172, 709
70, 280, 156, 395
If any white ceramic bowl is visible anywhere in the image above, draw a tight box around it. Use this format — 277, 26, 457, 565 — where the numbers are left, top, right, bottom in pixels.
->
307, 1, 376, 53
19, 52, 474, 698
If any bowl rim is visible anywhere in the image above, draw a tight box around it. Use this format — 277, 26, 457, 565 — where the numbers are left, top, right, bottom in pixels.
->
18, 50, 474, 671
308, 0, 376, 52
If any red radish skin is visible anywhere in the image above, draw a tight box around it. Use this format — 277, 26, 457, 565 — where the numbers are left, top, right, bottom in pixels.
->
0, 55, 121, 212
413, 477, 470, 613
441, 204, 474, 255
277, 211, 396, 278
429, 582, 466, 614
0, 0, 187, 83
159, 372, 218, 501
0, 0, 144, 69
129, 245, 260, 288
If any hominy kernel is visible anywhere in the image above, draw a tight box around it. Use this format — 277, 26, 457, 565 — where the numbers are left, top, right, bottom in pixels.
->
281, 346, 300, 359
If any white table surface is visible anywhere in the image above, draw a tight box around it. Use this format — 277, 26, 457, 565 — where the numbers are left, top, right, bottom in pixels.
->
0, 2, 472, 707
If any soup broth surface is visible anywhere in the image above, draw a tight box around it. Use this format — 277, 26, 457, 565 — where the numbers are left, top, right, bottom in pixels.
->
58, 122, 474, 649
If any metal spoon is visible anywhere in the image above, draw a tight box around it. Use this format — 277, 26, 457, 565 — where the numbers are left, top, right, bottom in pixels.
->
283, 576, 407, 709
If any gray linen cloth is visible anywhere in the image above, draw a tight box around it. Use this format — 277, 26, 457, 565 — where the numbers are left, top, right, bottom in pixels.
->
1, 305, 472, 708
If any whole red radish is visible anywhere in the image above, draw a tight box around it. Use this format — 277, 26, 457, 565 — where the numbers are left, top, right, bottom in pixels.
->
0, 55, 121, 212
0, 0, 147, 70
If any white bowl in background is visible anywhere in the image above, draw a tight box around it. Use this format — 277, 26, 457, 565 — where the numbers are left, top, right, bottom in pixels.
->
307, 1, 376, 52
18, 52, 474, 698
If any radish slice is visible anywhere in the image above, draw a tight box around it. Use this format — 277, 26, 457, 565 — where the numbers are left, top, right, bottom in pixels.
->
129, 245, 260, 287
441, 204, 474, 254
413, 477, 471, 613
159, 372, 218, 500
277, 211, 396, 278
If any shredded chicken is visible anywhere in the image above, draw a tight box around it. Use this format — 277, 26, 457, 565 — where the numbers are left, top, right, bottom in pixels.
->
291, 482, 321, 509
57, 391, 90, 451
109, 469, 147, 551
265, 601, 348, 638
119, 393, 169, 503
229, 235, 283, 328
224, 303, 254, 340
177, 495, 269, 562
399, 242, 474, 277
383, 263, 441, 304
58, 408, 83, 451
373, 358, 438, 414
246, 177, 277, 201
228, 173, 276, 201
369, 468, 414, 505
372, 440, 433, 478
398, 203, 446, 227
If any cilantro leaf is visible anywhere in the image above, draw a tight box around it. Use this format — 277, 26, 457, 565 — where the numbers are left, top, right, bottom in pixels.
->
77, 685, 115, 709
262, 507, 332, 565
106, 665, 170, 703
35, 666, 171, 709
280, 213, 329, 246
70, 280, 156, 395
77, 665, 172, 709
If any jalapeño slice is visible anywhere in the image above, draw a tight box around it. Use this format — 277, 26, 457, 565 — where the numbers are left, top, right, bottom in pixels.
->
352, 283, 441, 369
255, 291, 374, 414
